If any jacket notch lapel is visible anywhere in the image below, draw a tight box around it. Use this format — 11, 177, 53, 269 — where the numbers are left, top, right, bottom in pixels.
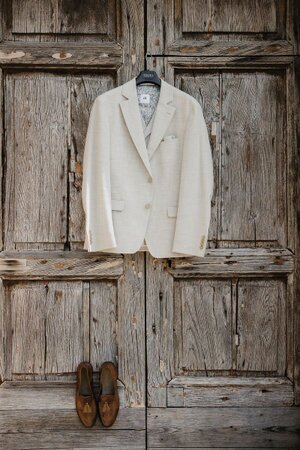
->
120, 81, 152, 178
119, 77, 175, 175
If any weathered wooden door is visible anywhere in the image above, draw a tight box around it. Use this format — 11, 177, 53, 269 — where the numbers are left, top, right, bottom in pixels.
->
145, 1, 300, 448
0, 1, 299, 449
0, 2, 147, 449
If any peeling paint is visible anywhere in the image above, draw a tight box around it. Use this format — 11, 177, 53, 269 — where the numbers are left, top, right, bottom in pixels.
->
52, 52, 72, 60
159, 359, 165, 372
211, 121, 217, 136
131, 49, 136, 65
0, 50, 25, 60
132, 316, 137, 328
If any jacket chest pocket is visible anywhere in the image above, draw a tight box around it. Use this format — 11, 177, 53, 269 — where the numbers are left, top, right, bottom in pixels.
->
161, 136, 179, 150
111, 199, 125, 211
160, 136, 180, 167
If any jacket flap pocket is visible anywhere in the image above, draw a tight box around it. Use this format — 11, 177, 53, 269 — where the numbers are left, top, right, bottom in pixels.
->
167, 205, 178, 217
111, 199, 125, 211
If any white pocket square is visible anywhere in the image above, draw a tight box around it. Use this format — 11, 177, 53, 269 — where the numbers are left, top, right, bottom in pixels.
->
162, 134, 177, 141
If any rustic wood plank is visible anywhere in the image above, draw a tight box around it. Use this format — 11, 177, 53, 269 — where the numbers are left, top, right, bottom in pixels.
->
165, 39, 292, 57
0, 0, 3, 42
167, 55, 294, 68
0, 43, 122, 66
0, 429, 145, 449
29, 448, 145, 450
0, 68, 3, 250
0, 251, 124, 279
0, 278, 12, 380
294, 55, 300, 405
231, 278, 238, 371
90, 281, 118, 371
82, 281, 90, 362
147, 0, 173, 55
147, 407, 300, 447
117, 254, 146, 407
146, 255, 174, 407
167, 376, 294, 407
168, 376, 293, 387
117, 0, 144, 83
0, 278, 5, 382
0, 380, 127, 410
294, 0, 300, 55
168, 248, 294, 277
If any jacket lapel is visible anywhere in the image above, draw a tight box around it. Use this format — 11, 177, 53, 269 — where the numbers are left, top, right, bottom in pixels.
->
120, 77, 176, 177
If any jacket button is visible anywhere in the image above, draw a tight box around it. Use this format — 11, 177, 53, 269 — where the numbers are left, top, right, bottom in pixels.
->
145, 203, 151, 209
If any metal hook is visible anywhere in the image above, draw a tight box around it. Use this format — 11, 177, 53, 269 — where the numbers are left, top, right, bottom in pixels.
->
145, 51, 154, 70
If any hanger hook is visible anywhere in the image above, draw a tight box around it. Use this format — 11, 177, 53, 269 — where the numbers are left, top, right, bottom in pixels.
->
146, 51, 154, 70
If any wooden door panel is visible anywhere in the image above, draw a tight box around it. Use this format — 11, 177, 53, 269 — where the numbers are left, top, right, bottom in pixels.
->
0, 251, 146, 446
4, 71, 117, 251
174, 280, 232, 372
5, 73, 68, 249
237, 279, 286, 373
9, 0, 116, 40
147, 0, 293, 56
0, 258, 144, 393
176, 70, 287, 247
9, 280, 85, 378
221, 71, 287, 244
182, 0, 280, 33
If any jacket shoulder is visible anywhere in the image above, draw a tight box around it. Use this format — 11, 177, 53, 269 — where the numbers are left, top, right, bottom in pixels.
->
171, 84, 202, 109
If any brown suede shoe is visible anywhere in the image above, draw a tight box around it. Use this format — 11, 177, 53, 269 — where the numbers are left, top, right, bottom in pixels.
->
98, 361, 119, 427
75, 361, 97, 428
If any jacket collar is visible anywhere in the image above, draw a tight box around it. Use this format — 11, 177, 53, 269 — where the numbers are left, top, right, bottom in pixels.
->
120, 77, 176, 178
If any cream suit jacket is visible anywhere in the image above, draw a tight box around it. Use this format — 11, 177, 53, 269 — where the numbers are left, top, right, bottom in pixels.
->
82, 76, 214, 258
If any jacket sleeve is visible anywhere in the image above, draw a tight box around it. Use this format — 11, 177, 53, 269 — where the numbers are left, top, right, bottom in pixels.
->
172, 99, 214, 257
82, 95, 117, 251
